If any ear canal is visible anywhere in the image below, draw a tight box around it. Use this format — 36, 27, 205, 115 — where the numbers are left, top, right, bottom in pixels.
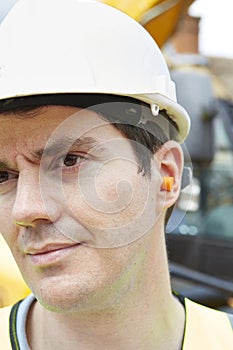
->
161, 177, 174, 191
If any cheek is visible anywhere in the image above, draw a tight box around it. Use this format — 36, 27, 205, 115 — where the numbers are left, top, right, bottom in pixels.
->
61, 165, 164, 247
0, 201, 15, 244
64, 160, 146, 222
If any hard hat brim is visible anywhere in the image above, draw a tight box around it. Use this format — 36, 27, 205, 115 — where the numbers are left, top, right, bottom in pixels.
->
0, 91, 190, 143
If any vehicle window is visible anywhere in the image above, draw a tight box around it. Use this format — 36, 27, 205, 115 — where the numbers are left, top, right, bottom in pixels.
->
167, 111, 233, 242
202, 115, 233, 240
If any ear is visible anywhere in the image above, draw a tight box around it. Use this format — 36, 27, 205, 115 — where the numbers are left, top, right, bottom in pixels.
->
154, 140, 184, 209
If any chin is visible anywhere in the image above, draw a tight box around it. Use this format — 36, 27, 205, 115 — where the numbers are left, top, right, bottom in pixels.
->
32, 273, 112, 314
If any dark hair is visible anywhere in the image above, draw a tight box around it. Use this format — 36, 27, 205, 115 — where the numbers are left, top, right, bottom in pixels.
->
0, 94, 178, 224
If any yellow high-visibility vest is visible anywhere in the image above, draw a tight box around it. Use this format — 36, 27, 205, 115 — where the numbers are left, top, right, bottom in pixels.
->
0, 297, 232, 349
182, 298, 233, 349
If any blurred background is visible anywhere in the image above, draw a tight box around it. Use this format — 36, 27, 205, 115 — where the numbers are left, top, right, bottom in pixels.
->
0, 0, 232, 313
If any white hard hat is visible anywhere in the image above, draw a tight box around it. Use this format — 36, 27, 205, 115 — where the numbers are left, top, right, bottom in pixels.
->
0, 0, 190, 141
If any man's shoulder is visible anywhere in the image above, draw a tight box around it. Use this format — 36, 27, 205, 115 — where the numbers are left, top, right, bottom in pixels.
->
0, 296, 32, 350
183, 298, 233, 349
184, 298, 233, 327
0, 303, 12, 324
0, 303, 15, 349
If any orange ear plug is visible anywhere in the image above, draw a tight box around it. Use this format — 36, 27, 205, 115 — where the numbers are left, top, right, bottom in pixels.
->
161, 177, 174, 191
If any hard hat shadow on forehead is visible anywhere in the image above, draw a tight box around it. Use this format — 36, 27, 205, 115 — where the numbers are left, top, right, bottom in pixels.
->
0, 0, 190, 142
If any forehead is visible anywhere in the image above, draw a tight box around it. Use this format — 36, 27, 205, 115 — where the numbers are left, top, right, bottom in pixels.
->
0, 105, 122, 142
0, 105, 129, 163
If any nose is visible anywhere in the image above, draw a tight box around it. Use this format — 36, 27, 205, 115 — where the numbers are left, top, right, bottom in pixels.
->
12, 168, 60, 227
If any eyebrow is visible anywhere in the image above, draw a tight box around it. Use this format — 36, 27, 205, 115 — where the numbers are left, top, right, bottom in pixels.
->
33, 136, 100, 159
0, 137, 100, 170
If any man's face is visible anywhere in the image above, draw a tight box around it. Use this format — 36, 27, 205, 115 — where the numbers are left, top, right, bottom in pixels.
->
0, 105, 166, 312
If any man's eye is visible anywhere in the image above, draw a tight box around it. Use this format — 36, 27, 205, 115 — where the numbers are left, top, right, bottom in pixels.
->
0, 172, 9, 183
47, 153, 88, 175
0, 171, 18, 194
0, 171, 17, 183
63, 154, 83, 167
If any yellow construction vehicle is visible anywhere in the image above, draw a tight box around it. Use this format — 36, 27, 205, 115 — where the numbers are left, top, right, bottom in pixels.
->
101, 0, 194, 47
